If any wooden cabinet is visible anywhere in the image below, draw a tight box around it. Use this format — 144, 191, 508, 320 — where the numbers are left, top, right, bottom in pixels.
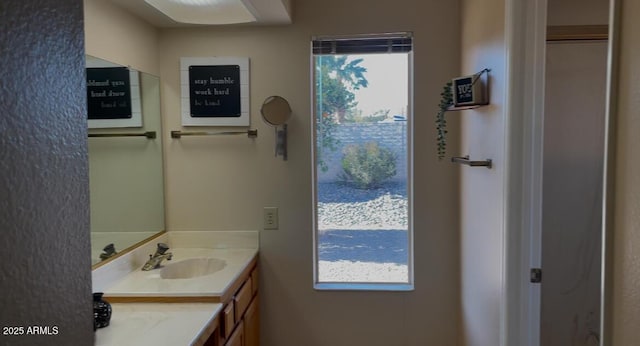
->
243, 296, 259, 346
222, 301, 235, 340
250, 267, 258, 296
225, 320, 244, 346
234, 278, 252, 323
209, 262, 259, 346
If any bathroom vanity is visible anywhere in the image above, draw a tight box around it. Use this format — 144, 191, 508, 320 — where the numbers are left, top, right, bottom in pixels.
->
93, 231, 259, 346
95, 303, 223, 345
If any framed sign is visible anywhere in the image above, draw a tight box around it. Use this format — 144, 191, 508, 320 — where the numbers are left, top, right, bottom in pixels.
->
189, 65, 241, 117
452, 69, 489, 107
181, 57, 250, 127
87, 67, 132, 119
85, 63, 142, 129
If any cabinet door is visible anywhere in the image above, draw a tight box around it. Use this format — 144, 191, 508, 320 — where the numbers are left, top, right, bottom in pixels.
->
250, 267, 258, 296
222, 301, 235, 340
234, 277, 252, 323
224, 320, 244, 346
203, 327, 220, 346
244, 296, 259, 346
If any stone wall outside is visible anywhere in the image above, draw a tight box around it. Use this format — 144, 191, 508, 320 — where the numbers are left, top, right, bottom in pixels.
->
317, 122, 408, 183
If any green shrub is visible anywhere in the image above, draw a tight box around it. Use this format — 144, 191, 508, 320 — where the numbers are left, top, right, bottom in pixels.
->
339, 142, 397, 189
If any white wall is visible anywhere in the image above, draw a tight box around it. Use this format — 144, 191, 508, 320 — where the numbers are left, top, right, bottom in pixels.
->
158, 0, 461, 345
84, 0, 160, 75
547, 0, 610, 26
459, 0, 507, 345
611, 0, 640, 343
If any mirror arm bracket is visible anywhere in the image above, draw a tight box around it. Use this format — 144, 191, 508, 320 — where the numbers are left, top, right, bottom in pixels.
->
276, 124, 288, 161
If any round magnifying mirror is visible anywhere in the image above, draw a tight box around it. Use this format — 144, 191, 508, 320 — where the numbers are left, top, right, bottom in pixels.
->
261, 96, 292, 126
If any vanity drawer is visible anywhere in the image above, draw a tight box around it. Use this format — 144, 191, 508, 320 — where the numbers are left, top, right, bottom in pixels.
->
222, 301, 235, 339
234, 277, 252, 323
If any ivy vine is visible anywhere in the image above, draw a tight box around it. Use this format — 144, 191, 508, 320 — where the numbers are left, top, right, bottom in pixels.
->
436, 82, 453, 160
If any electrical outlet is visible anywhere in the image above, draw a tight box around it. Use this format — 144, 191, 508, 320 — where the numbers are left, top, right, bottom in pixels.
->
263, 207, 278, 230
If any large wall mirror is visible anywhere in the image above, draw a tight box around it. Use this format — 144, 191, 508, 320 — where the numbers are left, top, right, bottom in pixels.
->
86, 55, 165, 267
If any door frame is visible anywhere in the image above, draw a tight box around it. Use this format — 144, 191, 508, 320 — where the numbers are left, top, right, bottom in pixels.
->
600, 1, 620, 345
503, 1, 620, 346
502, 1, 547, 345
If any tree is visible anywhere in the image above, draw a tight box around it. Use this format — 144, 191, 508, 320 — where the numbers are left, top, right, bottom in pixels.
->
323, 56, 369, 91
317, 56, 369, 123
315, 55, 369, 171
345, 109, 390, 123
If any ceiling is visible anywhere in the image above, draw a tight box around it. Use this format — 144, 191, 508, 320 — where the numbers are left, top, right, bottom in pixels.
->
107, 0, 292, 27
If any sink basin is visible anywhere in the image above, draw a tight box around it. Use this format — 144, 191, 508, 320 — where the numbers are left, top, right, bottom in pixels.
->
160, 258, 226, 279
102, 248, 258, 299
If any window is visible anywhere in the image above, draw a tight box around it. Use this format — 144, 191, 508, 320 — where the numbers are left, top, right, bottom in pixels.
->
312, 33, 413, 290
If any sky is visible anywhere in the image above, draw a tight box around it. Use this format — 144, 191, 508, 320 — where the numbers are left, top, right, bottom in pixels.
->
350, 53, 409, 118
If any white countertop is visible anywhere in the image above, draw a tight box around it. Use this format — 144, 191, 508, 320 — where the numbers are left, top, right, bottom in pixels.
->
104, 248, 258, 297
92, 231, 259, 345
95, 303, 222, 346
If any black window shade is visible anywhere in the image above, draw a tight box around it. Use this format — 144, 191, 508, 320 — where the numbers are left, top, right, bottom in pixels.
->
312, 34, 413, 55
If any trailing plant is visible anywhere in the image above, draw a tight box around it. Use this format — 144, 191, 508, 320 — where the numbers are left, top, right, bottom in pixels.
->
339, 142, 397, 189
436, 81, 453, 160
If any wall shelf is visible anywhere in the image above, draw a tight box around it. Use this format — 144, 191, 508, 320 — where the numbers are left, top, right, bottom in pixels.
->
446, 104, 488, 112
436, 68, 491, 161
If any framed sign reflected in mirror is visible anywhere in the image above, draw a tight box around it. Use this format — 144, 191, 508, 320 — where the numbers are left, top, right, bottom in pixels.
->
86, 56, 142, 128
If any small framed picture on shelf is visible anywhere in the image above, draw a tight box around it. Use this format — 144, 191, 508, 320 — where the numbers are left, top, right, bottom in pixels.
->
452, 69, 489, 107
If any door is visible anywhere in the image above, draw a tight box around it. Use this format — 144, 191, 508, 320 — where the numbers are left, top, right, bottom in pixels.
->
540, 40, 608, 346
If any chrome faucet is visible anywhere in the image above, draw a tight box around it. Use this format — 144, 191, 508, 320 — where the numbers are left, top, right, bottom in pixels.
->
142, 243, 173, 271
99, 243, 117, 261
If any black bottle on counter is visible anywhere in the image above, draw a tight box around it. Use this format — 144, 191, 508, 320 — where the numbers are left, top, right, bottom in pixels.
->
93, 292, 112, 329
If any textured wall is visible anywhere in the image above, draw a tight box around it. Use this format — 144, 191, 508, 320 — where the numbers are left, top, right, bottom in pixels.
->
0, 0, 93, 345
158, 0, 461, 344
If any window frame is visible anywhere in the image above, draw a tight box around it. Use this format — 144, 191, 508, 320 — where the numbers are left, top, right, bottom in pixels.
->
311, 33, 415, 291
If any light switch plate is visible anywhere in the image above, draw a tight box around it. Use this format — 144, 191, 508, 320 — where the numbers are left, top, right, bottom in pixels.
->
263, 207, 278, 230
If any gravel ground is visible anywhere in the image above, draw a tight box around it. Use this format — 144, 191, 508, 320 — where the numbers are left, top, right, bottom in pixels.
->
317, 182, 409, 282
317, 182, 408, 230
318, 260, 408, 283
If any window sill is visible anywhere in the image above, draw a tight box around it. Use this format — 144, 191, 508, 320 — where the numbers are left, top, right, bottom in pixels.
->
314, 283, 414, 292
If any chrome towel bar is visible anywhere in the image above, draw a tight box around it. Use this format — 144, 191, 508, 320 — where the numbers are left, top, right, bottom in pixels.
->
451, 155, 492, 169
171, 130, 258, 139
88, 131, 156, 139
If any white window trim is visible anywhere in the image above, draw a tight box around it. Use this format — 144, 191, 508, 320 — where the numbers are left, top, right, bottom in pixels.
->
310, 34, 414, 291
